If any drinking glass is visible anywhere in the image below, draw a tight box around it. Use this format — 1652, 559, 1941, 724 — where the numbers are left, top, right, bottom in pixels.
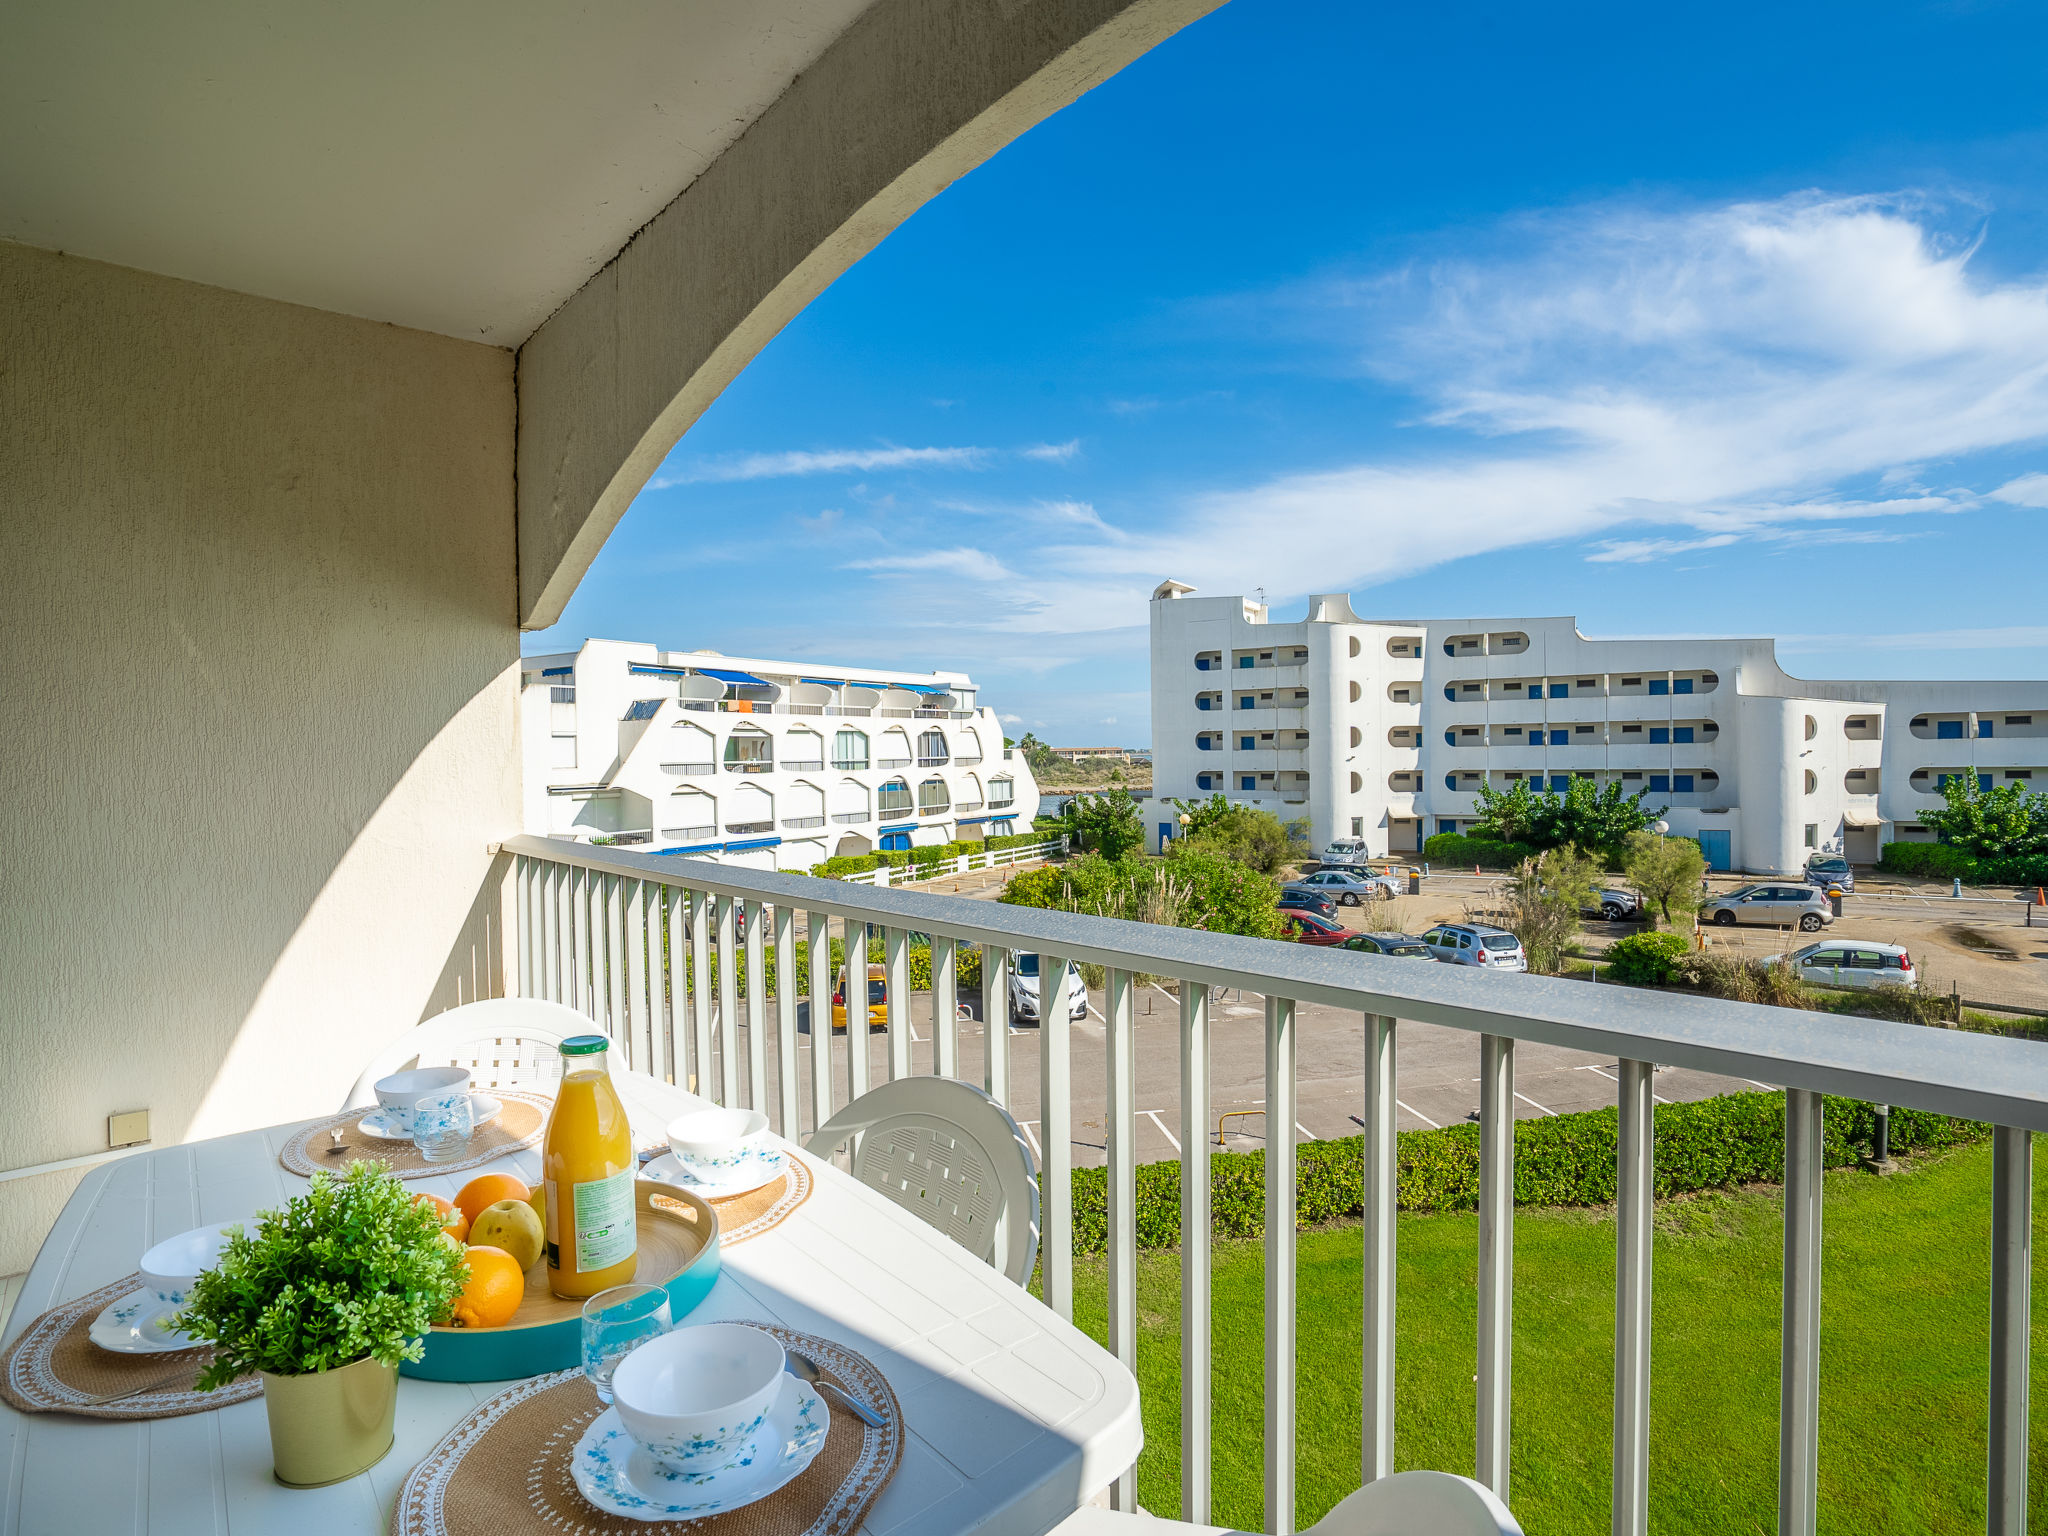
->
582, 1284, 672, 1405
412, 1089, 475, 1164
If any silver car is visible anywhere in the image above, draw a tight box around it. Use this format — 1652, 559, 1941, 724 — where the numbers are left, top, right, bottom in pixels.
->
1008, 953, 1090, 1024
1417, 923, 1527, 971
1701, 883, 1834, 933
1318, 838, 1372, 868
1285, 869, 1399, 906
1804, 854, 1856, 894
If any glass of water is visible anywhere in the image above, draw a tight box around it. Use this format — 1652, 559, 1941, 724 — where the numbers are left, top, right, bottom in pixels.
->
411, 1089, 474, 1164
582, 1284, 672, 1404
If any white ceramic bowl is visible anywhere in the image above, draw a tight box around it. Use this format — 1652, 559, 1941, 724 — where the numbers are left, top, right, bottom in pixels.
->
666, 1108, 771, 1184
139, 1221, 241, 1311
611, 1322, 786, 1476
373, 1066, 470, 1136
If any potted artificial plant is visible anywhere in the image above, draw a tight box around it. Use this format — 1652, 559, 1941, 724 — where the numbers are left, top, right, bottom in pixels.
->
176, 1160, 467, 1487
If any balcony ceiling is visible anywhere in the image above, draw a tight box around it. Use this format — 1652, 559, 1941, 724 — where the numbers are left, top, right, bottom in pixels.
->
0, 0, 875, 345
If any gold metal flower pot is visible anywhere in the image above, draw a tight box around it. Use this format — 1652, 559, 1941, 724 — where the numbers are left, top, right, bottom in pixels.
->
260, 1354, 398, 1488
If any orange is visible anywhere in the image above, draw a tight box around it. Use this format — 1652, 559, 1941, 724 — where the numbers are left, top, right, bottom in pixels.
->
446, 1245, 524, 1328
415, 1191, 469, 1242
453, 1173, 531, 1227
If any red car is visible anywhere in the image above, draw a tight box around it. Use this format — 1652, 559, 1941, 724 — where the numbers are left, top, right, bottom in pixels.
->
1280, 910, 1351, 946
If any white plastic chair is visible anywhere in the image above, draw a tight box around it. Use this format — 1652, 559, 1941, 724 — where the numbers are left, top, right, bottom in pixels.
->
341, 997, 606, 1112
1048, 1471, 1523, 1536
805, 1077, 1040, 1287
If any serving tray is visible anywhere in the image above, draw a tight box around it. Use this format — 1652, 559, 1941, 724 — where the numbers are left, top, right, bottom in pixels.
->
402, 1181, 720, 1382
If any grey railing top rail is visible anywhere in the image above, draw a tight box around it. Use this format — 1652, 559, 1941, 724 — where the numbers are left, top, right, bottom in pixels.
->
499, 834, 2048, 1130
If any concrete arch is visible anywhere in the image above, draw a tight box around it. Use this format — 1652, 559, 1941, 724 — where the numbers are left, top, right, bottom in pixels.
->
517, 0, 1222, 627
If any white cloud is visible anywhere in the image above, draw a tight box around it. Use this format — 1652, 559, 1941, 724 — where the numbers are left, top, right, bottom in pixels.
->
925, 191, 2048, 634
1778, 624, 2048, 652
846, 547, 1017, 583
999, 713, 1023, 725
1021, 439, 1081, 462
658, 445, 987, 485
1991, 472, 2048, 507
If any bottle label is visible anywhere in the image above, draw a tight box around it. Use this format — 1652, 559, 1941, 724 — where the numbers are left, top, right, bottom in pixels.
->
572, 1168, 636, 1272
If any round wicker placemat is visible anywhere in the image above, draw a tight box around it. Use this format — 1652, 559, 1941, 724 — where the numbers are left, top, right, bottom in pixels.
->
0, 1272, 260, 1419
280, 1091, 549, 1179
391, 1323, 902, 1536
707, 1159, 812, 1246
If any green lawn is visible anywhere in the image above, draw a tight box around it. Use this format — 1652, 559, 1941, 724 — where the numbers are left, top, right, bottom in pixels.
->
1069, 1140, 2045, 1534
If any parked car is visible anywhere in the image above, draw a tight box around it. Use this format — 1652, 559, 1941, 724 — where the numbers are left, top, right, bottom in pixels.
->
1009, 953, 1090, 1024
1280, 910, 1353, 946
1318, 837, 1373, 868
830, 964, 888, 1031
1285, 869, 1399, 906
1337, 932, 1437, 959
1700, 883, 1834, 932
1803, 854, 1856, 894
1417, 923, 1528, 971
1277, 889, 1339, 919
1581, 887, 1645, 922
1765, 940, 1916, 990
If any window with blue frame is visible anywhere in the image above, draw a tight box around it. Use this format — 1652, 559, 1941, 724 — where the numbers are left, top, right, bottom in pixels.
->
1649, 679, 1669, 696
1674, 678, 1694, 694
1983, 773, 1994, 791
1673, 726, 1694, 744
1549, 774, 1571, 791
880, 831, 911, 851
1444, 683, 1457, 701
1979, 720, 1994, 738
1549, 683, 1569, 698
1445, 773, 1458, 790
1238, 695, 1254, 709
1650, 727, 1669, 744
1673, 774, 1694, 792
1439, 819, 1458, 834
1550, 729, 1568, 745
1240, 776, 1256, 791
1197, 697, 1212, 710
1197, 773, 1216, 790
1197, 737, 1213, 751
1238, 655, 1254, 668
1937, 719, 1963, 740
1649, 774, 1670, 792
1239, 735, 1255, 750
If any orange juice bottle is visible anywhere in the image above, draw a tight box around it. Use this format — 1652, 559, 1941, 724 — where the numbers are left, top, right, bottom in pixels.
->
543, 1035, 638, 1298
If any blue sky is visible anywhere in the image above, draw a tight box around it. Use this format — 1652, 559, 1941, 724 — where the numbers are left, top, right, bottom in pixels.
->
529, 0, 2048, 744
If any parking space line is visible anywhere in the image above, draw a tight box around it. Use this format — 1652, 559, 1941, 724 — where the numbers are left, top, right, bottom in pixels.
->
1513, 1091, 1556, 1117
1016, 1120, 1043, 1157
1296, 1122, 1316, 1141
1394, 1099, 1441, 1129
1144, 1110, 1181, 1151
1577, 1063, 1669, 1104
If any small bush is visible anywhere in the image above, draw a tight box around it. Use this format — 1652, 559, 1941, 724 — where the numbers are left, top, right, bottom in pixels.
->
1878, 841, 1977, 880
1668, 952, 1813, 1008
1606, 930, 1692, 985
1837, 983, 1953, 1028
1423, 832, 1541, 869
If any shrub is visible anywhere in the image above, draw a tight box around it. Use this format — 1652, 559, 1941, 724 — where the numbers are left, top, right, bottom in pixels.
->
1423, 832, 1541, 869
1878, 841, 1977, 880
1606, 930, 1692, 985
1066, 1091, 1988, 1254
1497, 846, 1600, 973
1668, 952, 1813, 1008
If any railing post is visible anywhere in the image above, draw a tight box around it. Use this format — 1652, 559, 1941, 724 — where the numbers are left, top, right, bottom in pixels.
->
744, 899, 768, 1112
715, 895, 739, 1105
565, 865, 586, 1014
1181, 981, 1213, 1524
806, 910, 833, 1134
1040, 953, 1073, 1322
1265, 995, 1298, 1536
543, 861, 563, 1003
1362, 1013, 1397, 1485
933, 936, 958, 1079
624, 880, 650, 1075
1613, 1059, 1654, 1536
773, 904, 798, 1135
1990, 1124, 2032, 1535
662, 885, 685, 1084
984, 947, 1011, 1107
884, 925, 911, 1081
515, 856, 533, 999
1105, 968, 1137, 1510
1477, 1033, 1514, 1504
844, 921, 870, 1107
1780, 1087, 1823, 1536
605, 874, 626, 1044
688, 890, 712, 1094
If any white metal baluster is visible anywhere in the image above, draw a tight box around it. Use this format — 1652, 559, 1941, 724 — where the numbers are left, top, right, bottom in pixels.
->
1780, 1088, 1823, 1536
1613, 1059, 1654, 1536
884, 926, 911, 1080
515, 857, 532, 998
984, 947, 1011, 1107
1041, 952, 1074, 1322
933, 935, 957, 1079
744, 900, 767, 1111
624, 880, 649, 1075
689, 890, 713, 1095
845, 921, 870, 1107
807, 910, 833, 1134
1105, 967, 1137, 1510
715, 895, 739, 1105
1265, 995, 1298, 1536
1363, 1013, 1397, 1485
562, 865, 582, 1010
605, 875, 626, 1045
1181, 981, 1213, 1524
774, 905, 798, 1136
541, 862, 561, 1003
1477, 1033, 1515, 1503
1990, 1124, 2032, 1535
661, 885, 685, 1084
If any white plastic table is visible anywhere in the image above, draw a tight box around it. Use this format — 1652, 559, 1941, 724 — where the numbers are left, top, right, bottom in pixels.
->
0, 1072, 1139, 1535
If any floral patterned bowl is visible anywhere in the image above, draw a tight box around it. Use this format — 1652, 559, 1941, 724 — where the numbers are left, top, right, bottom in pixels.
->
373, 1066, 471, 1136
666, 1108, 772, 1184
140, 1220, 241, 1311
611, 1322, 785, 1476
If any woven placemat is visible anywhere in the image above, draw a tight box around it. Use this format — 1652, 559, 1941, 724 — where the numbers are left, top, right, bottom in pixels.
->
709, 1159, 812, 1246
0, 1272, 260, 1419
280, 1090, 549, 1178
391, 1323, 903, 1536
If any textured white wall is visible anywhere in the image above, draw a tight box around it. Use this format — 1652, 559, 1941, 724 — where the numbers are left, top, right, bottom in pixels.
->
0, 243, 519, 1269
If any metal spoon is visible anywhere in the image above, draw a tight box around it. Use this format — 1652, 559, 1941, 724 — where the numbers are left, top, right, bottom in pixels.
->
784, 1348, 884, 1428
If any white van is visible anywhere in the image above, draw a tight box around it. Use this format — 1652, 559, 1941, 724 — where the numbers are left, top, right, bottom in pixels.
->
1319, 837, 1372, 869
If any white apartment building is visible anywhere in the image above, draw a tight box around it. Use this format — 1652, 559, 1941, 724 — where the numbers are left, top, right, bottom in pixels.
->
522, 640, 1040, 872
1150, 583, 2048, 876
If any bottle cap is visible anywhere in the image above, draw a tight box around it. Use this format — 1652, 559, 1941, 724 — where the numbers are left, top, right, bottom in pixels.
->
559, 1034, 609, 1056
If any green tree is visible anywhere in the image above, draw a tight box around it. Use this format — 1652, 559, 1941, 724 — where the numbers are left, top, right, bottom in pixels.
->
1920, 772, 2048, 860
998, 849, 1280, 938
1059, 785, 1146, 860
1015, 731, 1059, 774
1500, 844, 1601, 974
1623, 831, 1708, 926
1164, 800, 1301, 875
1472, 776, 1664, 860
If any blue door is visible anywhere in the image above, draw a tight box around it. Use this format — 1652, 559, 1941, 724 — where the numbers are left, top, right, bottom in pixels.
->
880, 832, 911, 852
1698, 829, 1732, 871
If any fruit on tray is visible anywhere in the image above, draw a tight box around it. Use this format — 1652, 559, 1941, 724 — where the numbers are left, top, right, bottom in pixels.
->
470, 1197, 544, 1272
415, 1192, 468, 1243
453, 1173, 531, 1228
446, 1244, 524, 1328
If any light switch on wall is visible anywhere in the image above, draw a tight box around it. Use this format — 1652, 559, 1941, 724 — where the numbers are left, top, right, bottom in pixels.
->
108, 1110, 150, 1149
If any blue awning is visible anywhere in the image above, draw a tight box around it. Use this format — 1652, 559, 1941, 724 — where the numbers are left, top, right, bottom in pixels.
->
696, 667, 771, 688
722, 836, 782, 852
540, 666, 572, 677
881, 682, 952, 696
652, 843, 723, 856
627, 663, 692, 678
877, 821, 916, 833
955, 816, 989, 825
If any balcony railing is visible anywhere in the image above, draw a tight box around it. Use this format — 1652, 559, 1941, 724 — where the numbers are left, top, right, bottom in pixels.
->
662, 825, 715, 843
831, 757, 869, 771
723, 820, 773, 834
661, 762, 714, 776
917, 755, 949, 766
831, 811, 870, 824
956, 755, 983, 766
782, 815, 826, 829
723, 761, 773, 774
955, 800, 983, 812
783, 759, 825, 772
504, 831, 2047, 1536
876, 757, 911, 769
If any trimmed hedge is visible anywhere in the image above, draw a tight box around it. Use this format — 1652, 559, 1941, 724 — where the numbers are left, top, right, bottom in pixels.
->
813, 831, 1045, 880
1068, 1090, 1986, 1255
1605, 930, 1692, 986
1422, 832, 1541, 869
1879, 840, 2048, 886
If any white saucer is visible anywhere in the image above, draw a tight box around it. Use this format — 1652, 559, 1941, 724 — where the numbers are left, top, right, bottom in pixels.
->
572, 1374, 828, 1521
641, 1147, 785, 1199
356, 1093, 503, 1141
90, 1290, 199, 1355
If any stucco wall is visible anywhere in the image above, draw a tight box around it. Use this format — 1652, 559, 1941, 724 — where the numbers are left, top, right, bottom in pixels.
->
0, 243, 519, 1270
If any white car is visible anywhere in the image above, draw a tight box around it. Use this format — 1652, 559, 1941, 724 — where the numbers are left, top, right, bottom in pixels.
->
1767, 940, 1917, 991
1008, 953, 1091, 1024
1286, 869, 1400, 905
1318, 838, 1373, 868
